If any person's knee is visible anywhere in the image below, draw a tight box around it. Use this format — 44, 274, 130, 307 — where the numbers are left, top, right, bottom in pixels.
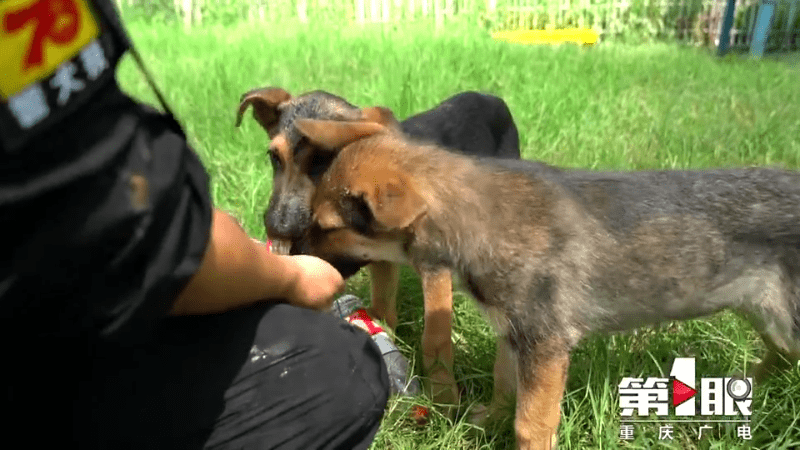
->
252, 304, 390, 437
310, 311, 390, 449
261, 304, 390, 406
199, 303, 390, 449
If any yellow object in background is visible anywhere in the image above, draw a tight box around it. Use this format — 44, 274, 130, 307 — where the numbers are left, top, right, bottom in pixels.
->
492, 29, 599, 46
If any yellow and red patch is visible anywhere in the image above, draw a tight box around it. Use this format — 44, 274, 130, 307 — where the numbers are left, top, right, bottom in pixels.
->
0, 0, 99, 99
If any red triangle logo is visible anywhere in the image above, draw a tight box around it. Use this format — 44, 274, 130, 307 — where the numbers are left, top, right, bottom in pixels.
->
673, 378, 697, 406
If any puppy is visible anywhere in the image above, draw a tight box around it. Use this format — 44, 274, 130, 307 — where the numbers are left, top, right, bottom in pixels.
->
290, 117, 800, 450
400, 91, 519, 159
236, 88, 521, 404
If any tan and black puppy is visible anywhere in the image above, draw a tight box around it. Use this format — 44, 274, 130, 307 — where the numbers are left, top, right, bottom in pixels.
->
291, 117, 800, 450
235, 88, 400, 251
236, 88, 521, 405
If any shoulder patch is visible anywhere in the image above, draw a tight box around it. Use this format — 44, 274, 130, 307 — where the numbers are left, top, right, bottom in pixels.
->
1, 0, 100, 98
0, 0, 120, 152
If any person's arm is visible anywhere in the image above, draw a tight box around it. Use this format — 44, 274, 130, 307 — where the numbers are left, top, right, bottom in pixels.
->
169, 209, 344, 316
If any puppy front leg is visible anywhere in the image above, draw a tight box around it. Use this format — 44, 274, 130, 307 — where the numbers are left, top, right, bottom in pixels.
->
471, 336, 518, 425
420, 266, 459, 405
514, 339, 570, 450
368, 262, 400, 330
493, 336, 518, 410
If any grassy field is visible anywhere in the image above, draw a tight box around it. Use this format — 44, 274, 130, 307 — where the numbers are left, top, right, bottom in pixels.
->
116, 19, 800, 449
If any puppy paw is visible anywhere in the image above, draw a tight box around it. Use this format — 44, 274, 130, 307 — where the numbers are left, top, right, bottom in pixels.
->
426, 378, 460, 406
468, 404, 489, 426
423, 361, 460, 406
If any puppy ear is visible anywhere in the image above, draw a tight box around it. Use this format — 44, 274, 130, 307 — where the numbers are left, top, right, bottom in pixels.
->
360, 106, 402, 132
295, 118, 387, 152
236, 87, 292, 138
358, 170, 427, 232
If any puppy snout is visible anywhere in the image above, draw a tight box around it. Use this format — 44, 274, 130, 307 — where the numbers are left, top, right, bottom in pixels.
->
264, 197, 312, 240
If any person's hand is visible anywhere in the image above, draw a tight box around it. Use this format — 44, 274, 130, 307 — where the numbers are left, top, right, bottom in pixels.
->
171, 210, 346, 316
284, 255, 345, 310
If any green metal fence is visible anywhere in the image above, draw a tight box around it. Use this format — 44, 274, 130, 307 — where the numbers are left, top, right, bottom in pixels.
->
719, 0, 799, 54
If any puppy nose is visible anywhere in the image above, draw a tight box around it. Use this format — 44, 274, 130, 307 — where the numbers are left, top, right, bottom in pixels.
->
265, 197, 311, 240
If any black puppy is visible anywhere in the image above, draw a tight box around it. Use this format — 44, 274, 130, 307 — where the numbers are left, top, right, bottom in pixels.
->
401, 91, 520, 159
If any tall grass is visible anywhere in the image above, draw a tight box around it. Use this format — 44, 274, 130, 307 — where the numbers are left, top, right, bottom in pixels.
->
117, 20, 800, 449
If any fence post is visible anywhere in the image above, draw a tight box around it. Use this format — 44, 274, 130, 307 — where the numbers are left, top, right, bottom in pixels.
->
297, 0, 308, 22
192, 0, 202, 26
785, 0, 799, 49
717, 0, 738, 56
356, 0, 366, 23
371, 0, 380, 21
173, 0, 182, 24
182, 0, 193, 29
750, 0, 777, 58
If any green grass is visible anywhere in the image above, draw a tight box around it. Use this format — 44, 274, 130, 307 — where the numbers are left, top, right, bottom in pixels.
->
116, 19, 800, 449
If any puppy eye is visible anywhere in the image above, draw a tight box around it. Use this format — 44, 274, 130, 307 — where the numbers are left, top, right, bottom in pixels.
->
342, 195, 373, 235
268, 148, 282, 172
